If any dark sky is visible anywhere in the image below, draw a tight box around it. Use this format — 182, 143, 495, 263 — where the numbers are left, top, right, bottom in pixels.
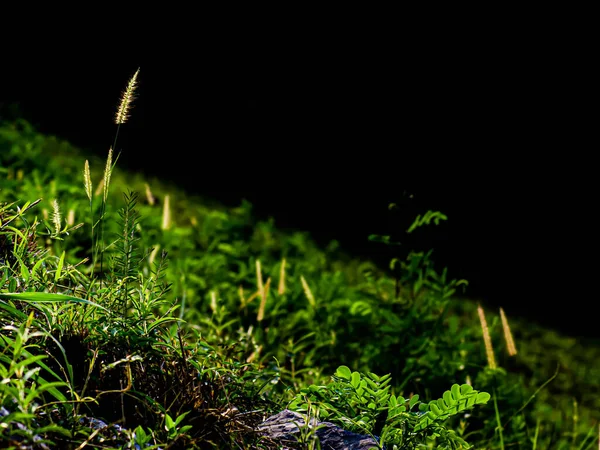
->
1, 35, 594, 337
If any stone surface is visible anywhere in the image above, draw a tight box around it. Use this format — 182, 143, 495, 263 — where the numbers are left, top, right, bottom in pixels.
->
258, 409, 381, 450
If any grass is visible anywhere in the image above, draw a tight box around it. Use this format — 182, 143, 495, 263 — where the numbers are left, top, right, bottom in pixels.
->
0, 70, 599, 449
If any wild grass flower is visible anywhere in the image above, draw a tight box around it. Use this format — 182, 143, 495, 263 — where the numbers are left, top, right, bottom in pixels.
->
264, 276, 271, 299
255, 259, 265, 321
256, 259, 273, 321
67, 209, 75, 226
238, 285, 246, 307
115, 68, 140, 125
83, 160, 92, 202
301, 276, 315, 308
278, 258, 286, 295
162, 195, 171, 230
144, 182, 156, 206
246, 345, 262, 363
499, 307, 517, 356
256, 260, 264, 303
52, 199, 61, 235
210, 291, 218, 314
103, 148, 113, 204
257, 277, 271, 322
477, 304, 496, 369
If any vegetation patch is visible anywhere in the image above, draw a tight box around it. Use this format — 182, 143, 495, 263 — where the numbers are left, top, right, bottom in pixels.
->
0, 70, 598, 449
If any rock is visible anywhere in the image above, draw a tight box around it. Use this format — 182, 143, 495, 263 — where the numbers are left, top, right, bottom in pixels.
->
258, 409, 382, 450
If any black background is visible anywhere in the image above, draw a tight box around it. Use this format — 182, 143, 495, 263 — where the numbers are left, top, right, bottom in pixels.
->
1, 25, 594, 337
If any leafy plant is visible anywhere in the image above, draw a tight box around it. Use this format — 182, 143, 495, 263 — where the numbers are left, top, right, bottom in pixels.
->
1, 67, 599, 449
0, 312, 72, 448
289, 365, 491, 448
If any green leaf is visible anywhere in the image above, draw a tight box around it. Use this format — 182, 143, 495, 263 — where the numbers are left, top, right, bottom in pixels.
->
363, 385, 378, 397
335, 365, 352, 381
367, 371, 380, 382
30, 258, 46, 280
0, 292, 109, 312
165, 414, 175, 431
0, 300, 28, 320
365, 377, 379, 390
451, 384, 462, 401
217, 243, 235, 255
460, 384, 473, 395
35, 424, 72, 437
476, 392, 491, 404
174, 410, 191, 427
23, 367, 41, 381
134, 425, 148, 443
443, 390, 454, 407
147, 317, 183, 334
24, 381, 68, 405
429, 402, 441, 416
16, 354, 47, 369
350, 301, 372, 316
55, 251, 65, 282
377, 386, 390, 397
1, 412, 35, 423
351, 371, 361, 388
466, 396, 476, 408
409, 394, 419, 410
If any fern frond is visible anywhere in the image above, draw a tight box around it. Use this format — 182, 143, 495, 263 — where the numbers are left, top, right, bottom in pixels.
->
414, 383, 491, 432
407, 210, 448, 233
109, 190, 142, 315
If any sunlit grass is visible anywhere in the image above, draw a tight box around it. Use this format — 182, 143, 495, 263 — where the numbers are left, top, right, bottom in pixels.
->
1, 71, 599, 448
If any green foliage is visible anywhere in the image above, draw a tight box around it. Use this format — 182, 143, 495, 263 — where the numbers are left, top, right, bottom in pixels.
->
163, 410, 193, 441
0, 312, 72, 447
1, 109, 599, 449
407, 210, 448, 234
414, 383, 490, 432
289, 365, 490, 448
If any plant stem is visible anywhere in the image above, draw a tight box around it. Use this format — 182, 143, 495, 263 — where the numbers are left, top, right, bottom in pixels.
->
493, 385, 504, 450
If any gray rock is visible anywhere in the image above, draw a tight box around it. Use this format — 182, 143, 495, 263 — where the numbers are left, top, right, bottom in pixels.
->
258, 409, 381, 450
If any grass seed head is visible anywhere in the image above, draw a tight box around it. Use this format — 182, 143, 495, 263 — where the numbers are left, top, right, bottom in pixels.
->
115, 68, 140, 125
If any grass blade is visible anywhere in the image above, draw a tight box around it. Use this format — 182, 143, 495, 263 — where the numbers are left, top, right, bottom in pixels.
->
0, 292, 110, 312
